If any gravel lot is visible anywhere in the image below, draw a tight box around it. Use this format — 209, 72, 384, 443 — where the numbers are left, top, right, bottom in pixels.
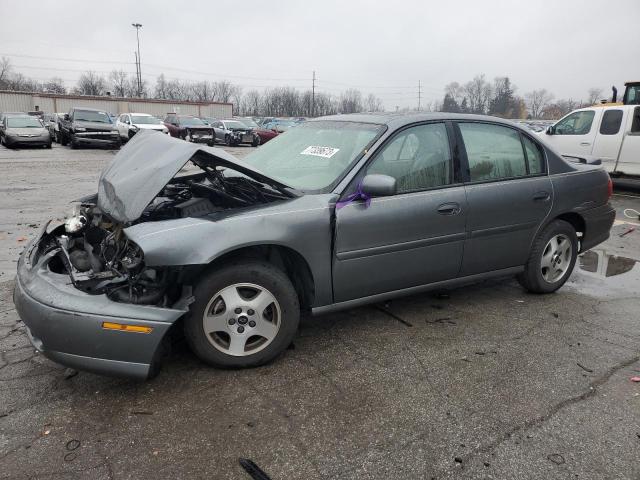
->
1, 143, 639, 480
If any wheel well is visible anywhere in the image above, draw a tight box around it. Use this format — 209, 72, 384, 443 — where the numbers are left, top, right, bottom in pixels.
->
206, 245, 315, 310
554, 212, 586, 237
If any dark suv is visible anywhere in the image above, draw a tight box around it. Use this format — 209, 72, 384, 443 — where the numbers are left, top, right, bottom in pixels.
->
58, 108, 121, 149
163, 114, 215, 146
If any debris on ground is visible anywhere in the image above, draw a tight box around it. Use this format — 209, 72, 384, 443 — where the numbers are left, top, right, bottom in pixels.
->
630, 376, 640, 382
619, 227, 635, 238
239, 458, 272, 480
577, 363, 594, 373
547, 453, 565, 465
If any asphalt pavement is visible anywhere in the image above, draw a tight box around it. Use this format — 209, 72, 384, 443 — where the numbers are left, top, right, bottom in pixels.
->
1, 142, 639, 479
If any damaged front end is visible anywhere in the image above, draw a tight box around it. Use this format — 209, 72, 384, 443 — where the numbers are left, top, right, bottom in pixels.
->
43, 200, 175, 305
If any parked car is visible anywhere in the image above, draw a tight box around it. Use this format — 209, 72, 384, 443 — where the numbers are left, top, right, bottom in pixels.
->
58, 108, 121, 149
0, 112, 26, 123
219, 119, 260, 146
163, 113, 215, 145
263, 118, 298, 133
41, 113, 64, 142
236, 117, 278, 144
541, 104, 640, 178
14, 113, 615, 379
199, 117, 228, 144
0, 114, 51, 148
116, 113, 169, 141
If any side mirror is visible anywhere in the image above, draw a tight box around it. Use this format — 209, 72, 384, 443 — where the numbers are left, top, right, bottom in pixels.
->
361, 174, 396, 197
64, 114, 70, 121
546, 125, 555, 135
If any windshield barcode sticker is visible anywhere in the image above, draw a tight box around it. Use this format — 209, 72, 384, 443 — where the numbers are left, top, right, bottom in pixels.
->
300, 146, 340, 158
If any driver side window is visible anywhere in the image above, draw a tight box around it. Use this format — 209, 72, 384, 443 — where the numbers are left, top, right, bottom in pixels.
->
367, 123, 452, 193
555, 111, 595, 135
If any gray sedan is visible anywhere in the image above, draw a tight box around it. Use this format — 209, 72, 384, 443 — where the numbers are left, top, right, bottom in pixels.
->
14, 114, 615, 378
0, 115, 51, 148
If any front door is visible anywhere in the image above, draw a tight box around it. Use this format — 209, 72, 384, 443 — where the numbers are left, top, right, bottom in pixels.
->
333, 122, 467, 302
545, 109, 601, 157
456, 122, 553, 276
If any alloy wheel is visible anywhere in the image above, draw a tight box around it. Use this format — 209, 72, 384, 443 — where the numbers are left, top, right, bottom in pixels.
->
541, 234, 572, 283
202, 283, 281, 357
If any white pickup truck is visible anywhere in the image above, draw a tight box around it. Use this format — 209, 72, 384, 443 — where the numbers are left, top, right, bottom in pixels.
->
542, 82, 640, 178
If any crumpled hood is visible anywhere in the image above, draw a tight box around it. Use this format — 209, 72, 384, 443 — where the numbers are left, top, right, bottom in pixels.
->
97, 129, 290, 224
74, 120, 117, 131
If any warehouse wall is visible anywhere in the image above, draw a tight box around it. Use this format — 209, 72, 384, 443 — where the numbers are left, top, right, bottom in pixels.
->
0, 91, 233, 119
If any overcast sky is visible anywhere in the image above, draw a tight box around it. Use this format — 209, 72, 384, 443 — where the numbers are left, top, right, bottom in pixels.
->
0, 0, 637, 109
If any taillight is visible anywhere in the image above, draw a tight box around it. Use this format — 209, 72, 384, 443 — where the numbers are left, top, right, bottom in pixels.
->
607, 176, 613, 200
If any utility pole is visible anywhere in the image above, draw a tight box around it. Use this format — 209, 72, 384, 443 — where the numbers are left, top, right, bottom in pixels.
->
311, 71, 316, 117
133, 51, 140, 96
418, 80, 422, 111
132, 23, 143, 96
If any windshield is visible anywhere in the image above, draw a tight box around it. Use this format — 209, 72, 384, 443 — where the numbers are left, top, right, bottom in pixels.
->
180, 116, 205, 126
240, 118, 259, 128
74, 110, 111, 123
242, 121, 384, 191
131, 115, 163, 125
223, 120, 248, 130
7, 117, 43, 128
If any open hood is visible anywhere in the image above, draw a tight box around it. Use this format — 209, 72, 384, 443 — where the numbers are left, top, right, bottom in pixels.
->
98, 129, 292, 223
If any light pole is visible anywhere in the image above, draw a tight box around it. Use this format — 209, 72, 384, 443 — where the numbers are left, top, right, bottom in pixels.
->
132, 23, 143, 96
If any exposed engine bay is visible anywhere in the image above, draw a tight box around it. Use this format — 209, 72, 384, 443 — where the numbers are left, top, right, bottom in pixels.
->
41, 163, 293, 305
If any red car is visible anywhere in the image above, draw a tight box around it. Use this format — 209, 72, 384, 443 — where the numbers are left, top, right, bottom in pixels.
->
237, 117, 278, 144
163, 113, 215, 145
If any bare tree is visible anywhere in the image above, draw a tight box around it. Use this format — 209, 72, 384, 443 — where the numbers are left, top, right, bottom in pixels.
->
364, 93, 384, 112
75, 71, 106, 96
43, 77, 66, 94
525, 89, 554, 119
587, 87, 603, 105
464, 75, 492, 114
340, 88, 363, 113
240, 90, 261, 116
212, 80, 235, 103
444, 81, 465, 105
109, 70, 129, 97
155, 74, 168, 99
0, 57, 12, 88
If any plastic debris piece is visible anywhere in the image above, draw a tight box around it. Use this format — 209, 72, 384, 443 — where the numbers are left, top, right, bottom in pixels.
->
630, 376, 640, 382
239, 458, 272, 480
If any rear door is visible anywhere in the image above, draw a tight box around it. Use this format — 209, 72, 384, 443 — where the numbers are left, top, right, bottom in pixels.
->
591, 108, 626, 171
546, 109, 601, 157
457, 122, 553, 276
333, 122, 468, 302
616, 106, 640, 176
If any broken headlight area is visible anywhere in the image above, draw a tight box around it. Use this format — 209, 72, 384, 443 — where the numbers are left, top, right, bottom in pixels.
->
42, 203, 176, 306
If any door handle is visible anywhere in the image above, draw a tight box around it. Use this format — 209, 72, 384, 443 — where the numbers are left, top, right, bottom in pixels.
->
532, 191, 551, 202
437, 202, 461, 215
580, 142, 591, 146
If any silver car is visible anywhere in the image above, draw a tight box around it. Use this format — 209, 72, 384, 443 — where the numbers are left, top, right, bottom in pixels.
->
0, 115, 51, 148
14, 113, 615, 378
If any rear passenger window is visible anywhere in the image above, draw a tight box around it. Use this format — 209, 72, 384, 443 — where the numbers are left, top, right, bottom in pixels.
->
522, 135, 544, 174
459, 123, 527, 181
599, 110, 623, 135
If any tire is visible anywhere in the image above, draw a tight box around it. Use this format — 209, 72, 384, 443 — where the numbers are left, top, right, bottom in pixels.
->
184, 260, 300, 368
60, 132, 68, 146
69, 134, 78, 149
46, 141, 52, 149
224, 134, 232, 146
53, 131, 58, 143
517, 219, 578, 294
252, 136, 260, 147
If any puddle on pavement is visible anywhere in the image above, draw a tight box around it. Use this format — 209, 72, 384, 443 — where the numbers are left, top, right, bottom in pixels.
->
566, 248, 640, 298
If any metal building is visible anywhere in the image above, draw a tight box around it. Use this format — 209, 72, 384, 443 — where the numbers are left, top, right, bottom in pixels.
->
0, 90, 233, 118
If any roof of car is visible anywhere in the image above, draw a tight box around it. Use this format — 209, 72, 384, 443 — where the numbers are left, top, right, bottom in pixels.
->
128, 113, 153, 116
314, 112, 524, 129
72, 107, 106, 112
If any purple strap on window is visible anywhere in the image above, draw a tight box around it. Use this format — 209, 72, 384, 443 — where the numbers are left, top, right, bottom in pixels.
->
335, 181, 371, 210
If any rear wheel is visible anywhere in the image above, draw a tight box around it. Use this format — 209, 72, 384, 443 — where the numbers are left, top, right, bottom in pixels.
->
518, 220, 578, 293
184, 261, 299, 368
60, 132, 68, 146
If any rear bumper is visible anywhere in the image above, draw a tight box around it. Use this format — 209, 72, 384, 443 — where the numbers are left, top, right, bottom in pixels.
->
13, 230, 186, 379
580, 203, 616, 252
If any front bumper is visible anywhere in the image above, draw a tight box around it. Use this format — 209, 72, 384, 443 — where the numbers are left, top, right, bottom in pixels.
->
13, 229, 186, 379
73, 134, 120, 146
6, 135, 50, 146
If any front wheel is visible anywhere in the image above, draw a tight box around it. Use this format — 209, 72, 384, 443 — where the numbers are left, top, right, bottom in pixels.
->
518, 220, 578, 294
252, 136, 260, 147
184, 261, 300, 368
60, 132, 68, 146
